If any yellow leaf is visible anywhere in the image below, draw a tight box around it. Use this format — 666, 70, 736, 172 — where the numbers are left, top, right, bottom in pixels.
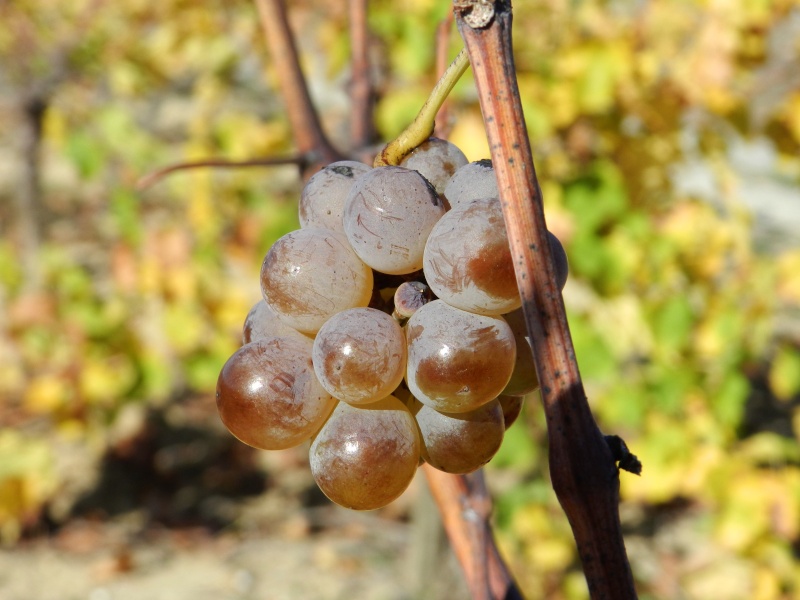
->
24, 375, 69, 414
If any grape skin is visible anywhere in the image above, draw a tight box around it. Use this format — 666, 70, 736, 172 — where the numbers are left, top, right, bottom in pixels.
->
343, 166, 446, 275
260, 228, 373, 334
392, 281, 431, 320
548, 231, 569, 291
399, 137, 469, 194
412, 397, 505, 474
309, 396, 420, 510
312, 308, 407, 405
500, 308, 539, 396
216, 337, 336, 451
423, 197, 520, 316
242, 299, 312, 344
299, 161, 372, 233
497, 394, 525, 429
443, 159, 497, 209
405, 300, 516, 413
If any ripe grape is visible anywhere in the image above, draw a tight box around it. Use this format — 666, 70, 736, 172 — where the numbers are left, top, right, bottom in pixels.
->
392, 281, 431, 320
216, 337, 336, 450
412, 397, 505, 474
443, 159, 497, 208
242, 299, 311, 344
548, 231, 569, 291
405, 300, 516, 413
423, 197, 520, 316
343, 166, 446, 274
299, 161, 372, 233
497, 394, 525, 429
312, 308, 406, 405
399, 137, 469, 194
500, 307, 538, 396
260, 228, 373, 334
309, 396, 420, 510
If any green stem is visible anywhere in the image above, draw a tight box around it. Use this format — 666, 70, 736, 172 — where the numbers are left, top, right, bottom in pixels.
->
375, 48, 469, 167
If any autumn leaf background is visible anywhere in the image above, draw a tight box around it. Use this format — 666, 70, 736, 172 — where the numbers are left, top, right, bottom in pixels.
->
1, 1, 799, 598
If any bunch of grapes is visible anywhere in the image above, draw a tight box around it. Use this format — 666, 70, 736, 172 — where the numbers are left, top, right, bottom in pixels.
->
216, 138, 569, 511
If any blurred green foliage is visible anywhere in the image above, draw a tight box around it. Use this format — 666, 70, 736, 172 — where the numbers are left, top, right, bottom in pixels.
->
1, 0, 799, 598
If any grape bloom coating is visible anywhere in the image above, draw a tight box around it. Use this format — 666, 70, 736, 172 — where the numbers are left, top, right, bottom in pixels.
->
312, 307, 407, 405
309, 396, 420, 510
216, 337, 336, 451
260, 227, 373, 334
405, 300, 516, 413
343, 166, 446, 274
423, 197, 520, 316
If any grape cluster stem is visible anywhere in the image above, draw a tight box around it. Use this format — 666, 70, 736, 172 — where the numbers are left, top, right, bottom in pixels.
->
455, 1, 639, 599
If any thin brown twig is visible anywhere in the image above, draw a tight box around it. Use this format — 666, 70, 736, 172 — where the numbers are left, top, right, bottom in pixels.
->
348, 0, 375, 150
136, 156, 306, 191
422, 465, 524, 600
433, 11, 456, 139
454, 2, 638, 598
254, 0, 343, 178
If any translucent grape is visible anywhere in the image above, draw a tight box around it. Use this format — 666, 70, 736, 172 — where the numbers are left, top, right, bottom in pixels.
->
216, 337, 336, 450
423, 197, 520, 316
399, 137, 468, 194
312, 308, 407, 405
343, 166, 446, 274
412, 397, 505, 474
260, 228, 373, 334
242, 299, 311, 344
497, 394, 525, 429
548, 231, 569, 291
299, 161, 372, 233
442, 159, 497, 209
500, 307, 538, 396
309, 396, 420, 510
405, 300, 516, 413
392, 281, 431, 320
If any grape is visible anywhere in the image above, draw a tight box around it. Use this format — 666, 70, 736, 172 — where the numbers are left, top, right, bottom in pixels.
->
423, 197, 520, 316
497, 394, 525, 429
260, 228, 373, 334
242, 299, 311, 344
405, 300, 516, 413
343, 166, 446, 274
548, 231, 569, 291
309, 396, 420, 510
443, 159, 497, 209
392, 281, 432, 320
216, 337, 336, 450
312, 307, 407, 405
500, 307, 538, 396
399, 137, 468, 194
299, 161, 372, 233
411, 397, 505, 474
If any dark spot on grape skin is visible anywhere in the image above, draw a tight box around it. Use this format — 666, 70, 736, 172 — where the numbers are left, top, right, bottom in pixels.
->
441, 160, 457, 178
330, 165, 355, 177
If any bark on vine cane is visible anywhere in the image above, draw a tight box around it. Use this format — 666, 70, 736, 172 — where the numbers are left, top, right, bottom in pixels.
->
254, 0, 343, 179
423, 466, 524, 600
454, 1, 639, 599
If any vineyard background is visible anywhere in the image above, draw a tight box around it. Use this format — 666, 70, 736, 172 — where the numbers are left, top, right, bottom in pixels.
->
1, 1, 799, 599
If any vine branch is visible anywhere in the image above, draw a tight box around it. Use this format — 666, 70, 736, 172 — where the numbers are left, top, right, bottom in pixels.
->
136, 156, 306, 190
454, 1, 638, 598
254, 0, 343, 178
